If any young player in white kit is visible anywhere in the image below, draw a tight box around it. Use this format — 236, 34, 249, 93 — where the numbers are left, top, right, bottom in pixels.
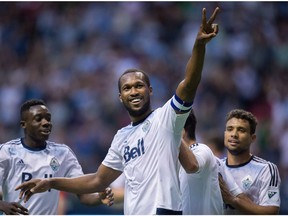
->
179, 110, 242, 214
15, 7, 220, 215
221, 109, 281, 214
0, 99, 113, 215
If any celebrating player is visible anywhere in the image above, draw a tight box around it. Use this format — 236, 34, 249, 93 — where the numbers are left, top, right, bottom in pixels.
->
0, 99, 113, 215
179, 110, 243, 214
221, 109, 281, 214
16, 7, 219, 215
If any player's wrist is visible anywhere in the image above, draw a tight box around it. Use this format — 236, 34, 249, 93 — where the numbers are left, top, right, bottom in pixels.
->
229, 196, 240, 208
48, 178, 56, 190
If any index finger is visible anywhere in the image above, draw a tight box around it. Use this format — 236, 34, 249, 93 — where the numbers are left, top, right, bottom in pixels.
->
15, 182, 27, 191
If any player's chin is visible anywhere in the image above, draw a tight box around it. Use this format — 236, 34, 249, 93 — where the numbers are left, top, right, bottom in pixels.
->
39, 133, 50, 140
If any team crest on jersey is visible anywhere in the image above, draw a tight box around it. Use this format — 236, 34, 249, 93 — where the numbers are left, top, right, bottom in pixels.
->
241, 175, 253, 190
8, 147, 17, 155
142, 120, 151, 133
50, 157, 60, 172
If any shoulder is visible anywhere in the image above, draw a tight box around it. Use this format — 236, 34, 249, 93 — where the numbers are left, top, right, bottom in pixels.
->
251, 155, 278, 169
214, 156, 224, 166
46, 141, 76, 155
0, 138, 21, 151
191, 143, 215, 164
251, 155, 280, 175
191, 143, 213, 155
117, 124, 133, 134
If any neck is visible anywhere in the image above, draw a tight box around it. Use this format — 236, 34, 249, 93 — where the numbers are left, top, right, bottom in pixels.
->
227, 151, 252, 166
23, 137, 46, 149
130, 109, 153, 124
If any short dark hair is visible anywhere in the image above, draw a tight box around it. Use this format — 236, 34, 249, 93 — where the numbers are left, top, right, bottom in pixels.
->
184, 110, 197, 140
20, 99, 46, 120
225, 109, 258, 134
118, 68, 151, 92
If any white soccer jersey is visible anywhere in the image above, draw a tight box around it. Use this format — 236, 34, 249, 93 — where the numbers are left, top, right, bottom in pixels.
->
223, 155, 281, 214
215, 157, 242, 197
0, 138, 84, 215
180, 143, 223, 214
102, 96, 191, 215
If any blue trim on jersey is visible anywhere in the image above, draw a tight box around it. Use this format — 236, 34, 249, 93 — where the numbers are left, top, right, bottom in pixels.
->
21, 138, 47, 151
226, 155, 253, 168
170, 94, 193, 113
156, 208, 182, 215
132, 111, 154, 126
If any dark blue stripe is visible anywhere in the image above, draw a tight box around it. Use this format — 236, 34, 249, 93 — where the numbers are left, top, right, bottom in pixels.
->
156, 208, 182, 215
174, 94, 193, 107
170, 100, 191, 113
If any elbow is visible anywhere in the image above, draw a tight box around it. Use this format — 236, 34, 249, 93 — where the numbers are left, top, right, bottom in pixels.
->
184, 163, 199, 174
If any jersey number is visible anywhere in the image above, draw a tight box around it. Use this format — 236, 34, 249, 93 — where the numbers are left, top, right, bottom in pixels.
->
22, 172, 53, 191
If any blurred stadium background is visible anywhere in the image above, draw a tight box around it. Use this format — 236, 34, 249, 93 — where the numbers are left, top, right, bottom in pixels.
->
0, 1, 287, 214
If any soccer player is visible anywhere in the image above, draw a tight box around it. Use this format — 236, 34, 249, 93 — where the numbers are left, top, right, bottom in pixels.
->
221, 109, 281, 214
179, 110, 242, 214
0, 99, 114, 215
15, 7, 220, 215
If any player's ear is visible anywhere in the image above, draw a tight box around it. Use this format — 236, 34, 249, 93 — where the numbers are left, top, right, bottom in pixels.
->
149, 86, 153, 96
119, 92, 123, 103
20, 120, 26, 129
251, 134, 256, 143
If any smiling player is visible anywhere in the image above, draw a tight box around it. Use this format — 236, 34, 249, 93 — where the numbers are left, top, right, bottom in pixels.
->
0, 99, 113, 215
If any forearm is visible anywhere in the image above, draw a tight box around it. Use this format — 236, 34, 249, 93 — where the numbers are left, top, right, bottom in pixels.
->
176, 42, 206, 102
113, 188, 124, 203
179, 142, 199, 173
229, 194, 279, 215
186, 41, 206, 87
77, 193, 102, 206
50, 173, 106, 194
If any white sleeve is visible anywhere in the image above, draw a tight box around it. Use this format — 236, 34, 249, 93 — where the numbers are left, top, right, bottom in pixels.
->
63, 148, 84, 177
102, 133, 124, 172
258, 163, 281, 207
0, 145, 9, 186
159, 97, 190, 135
216, 157, 242, 196
192, 144, 213, 174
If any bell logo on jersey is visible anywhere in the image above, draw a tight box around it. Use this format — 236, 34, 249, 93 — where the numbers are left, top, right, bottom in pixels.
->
124, 138, 145, 163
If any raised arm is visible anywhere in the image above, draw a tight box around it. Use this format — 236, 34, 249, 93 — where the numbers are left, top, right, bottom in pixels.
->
15, 164, 121, 203
176, 7, 219, 103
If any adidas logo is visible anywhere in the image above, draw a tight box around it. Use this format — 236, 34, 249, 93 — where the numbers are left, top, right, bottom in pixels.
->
16, 159, 25, 166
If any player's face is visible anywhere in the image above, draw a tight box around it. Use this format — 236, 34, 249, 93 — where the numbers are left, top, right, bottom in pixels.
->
21, 105, 52, 143
224, 117, 256, 155
119, 72, 152, 119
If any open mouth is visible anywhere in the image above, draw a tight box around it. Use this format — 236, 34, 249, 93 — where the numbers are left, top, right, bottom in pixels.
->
130, 98, 142, 104
228, 140, 239, 146
41, 130, 51, 135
